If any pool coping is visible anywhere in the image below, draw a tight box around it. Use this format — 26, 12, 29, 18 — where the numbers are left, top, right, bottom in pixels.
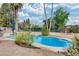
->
42, 36, 72, 52
32, 36, 72, 52
32, 42, 68, 52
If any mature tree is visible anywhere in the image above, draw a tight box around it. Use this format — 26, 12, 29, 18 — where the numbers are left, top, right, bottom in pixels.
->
49, 3, 53, 32
19, 18, 30, 31
0, 8, 3, 26
12, 3, 23, 32
0, 3, 12, 27
1, 3, 23, 32
0, 8, 3, 20
43, 3, 54, 32
53, 7, 69, 32
43, 3, 48, 30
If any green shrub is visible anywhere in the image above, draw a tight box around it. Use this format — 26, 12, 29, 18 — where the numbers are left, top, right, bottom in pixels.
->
66, 36, 79, 56
71, 26, 79, 33
41, 27, 49, 36
15, 32, 34, 46
67, 45, 79, 56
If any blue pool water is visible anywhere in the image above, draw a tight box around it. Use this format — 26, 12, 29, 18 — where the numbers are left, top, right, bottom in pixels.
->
7, 35, 16, 39
7, 35, 72, 48
32, 36, 72, 48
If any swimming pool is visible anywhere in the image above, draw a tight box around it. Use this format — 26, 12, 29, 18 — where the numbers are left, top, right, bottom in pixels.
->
7, 35, 72, 48
32, 36, 72, 48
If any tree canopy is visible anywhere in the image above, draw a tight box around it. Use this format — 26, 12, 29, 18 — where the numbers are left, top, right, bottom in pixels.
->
53, 7, 69, 32
0, 3, 23, 28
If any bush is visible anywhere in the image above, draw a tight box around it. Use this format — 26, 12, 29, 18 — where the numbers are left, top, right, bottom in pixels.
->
41, 27, 49, 36
66, 45, 79, 56
71, 26, 79, 33
15, 32, 34, 47
66, 36, 79, 56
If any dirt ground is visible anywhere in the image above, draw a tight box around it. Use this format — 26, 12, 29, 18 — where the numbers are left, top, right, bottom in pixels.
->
0, 40, 64, 56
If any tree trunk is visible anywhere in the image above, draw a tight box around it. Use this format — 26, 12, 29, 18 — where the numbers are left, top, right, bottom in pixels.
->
43, 3, 48, 30
15, 10, 18, 32
14, 8, 18, 33
49, 3, 53, 32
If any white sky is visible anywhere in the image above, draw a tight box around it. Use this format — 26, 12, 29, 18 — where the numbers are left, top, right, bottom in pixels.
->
0, 3, 79, 25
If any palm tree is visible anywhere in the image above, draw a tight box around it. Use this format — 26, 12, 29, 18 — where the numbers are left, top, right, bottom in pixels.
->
49, 3, 53, 32
0, 3, 22, 32
43, 3, 48, 30
8, 3, 23, 32
13, 3, 23, 32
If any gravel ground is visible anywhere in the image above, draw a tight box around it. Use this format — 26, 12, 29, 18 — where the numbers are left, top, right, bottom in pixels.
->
0, 40, 64, 56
